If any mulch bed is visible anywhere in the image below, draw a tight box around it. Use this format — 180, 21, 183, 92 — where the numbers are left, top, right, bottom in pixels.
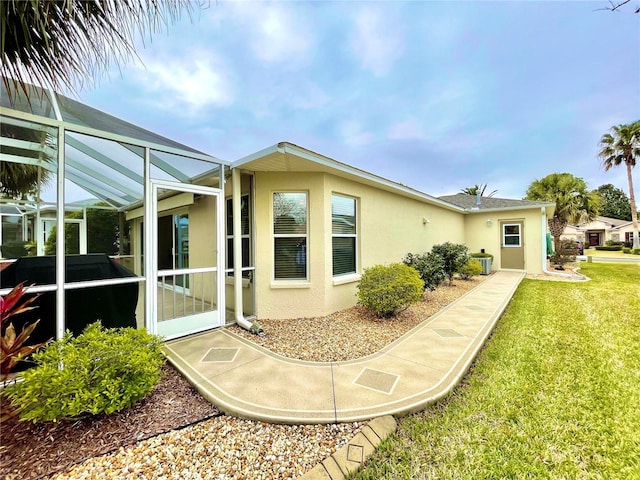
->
1, 363, 220, 480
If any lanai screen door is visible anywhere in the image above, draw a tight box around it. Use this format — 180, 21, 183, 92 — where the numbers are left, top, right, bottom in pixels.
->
149, 181, 224, 339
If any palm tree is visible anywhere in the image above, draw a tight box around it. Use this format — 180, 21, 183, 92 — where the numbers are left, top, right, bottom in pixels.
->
459, 184, 498, 197
1, 0, 197, 101
599, 121, 640, 249
525, 173, 600, 253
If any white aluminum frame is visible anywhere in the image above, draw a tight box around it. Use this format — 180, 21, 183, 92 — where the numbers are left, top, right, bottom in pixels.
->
148, 179, 225, 339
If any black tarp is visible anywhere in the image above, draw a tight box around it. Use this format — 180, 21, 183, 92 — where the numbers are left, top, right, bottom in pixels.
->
1, 254, 139, 345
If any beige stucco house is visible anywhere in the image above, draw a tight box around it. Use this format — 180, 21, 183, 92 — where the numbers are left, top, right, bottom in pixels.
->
1, 84, 555, 341
560, 215, 636, 247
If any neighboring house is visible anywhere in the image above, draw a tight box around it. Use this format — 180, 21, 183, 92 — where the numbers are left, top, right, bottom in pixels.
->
1, 83, 555, 342
560, 216, 636, 247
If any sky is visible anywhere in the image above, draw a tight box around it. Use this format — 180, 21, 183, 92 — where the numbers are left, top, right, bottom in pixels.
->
71, 0, 639, 201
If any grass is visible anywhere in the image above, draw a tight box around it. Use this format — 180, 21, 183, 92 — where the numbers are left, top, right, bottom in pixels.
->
582, 248, 639, 258
352, 262, 640, 479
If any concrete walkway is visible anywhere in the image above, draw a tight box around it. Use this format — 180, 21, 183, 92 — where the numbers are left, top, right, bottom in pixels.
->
165, 270, 525, 425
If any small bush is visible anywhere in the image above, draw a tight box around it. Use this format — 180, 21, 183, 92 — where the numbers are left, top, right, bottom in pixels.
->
357, 263, 424, 318
551, 239, 578, 267
594, 246, 623, 251
2, 322, 164, 423
622, 247, 631, 254
633, 248, 640, 255
458, 259, 482, 280
605, 240, 623, 247
471, 252, 494, 262
402, 252, 446, 291
431, 242, 470, 285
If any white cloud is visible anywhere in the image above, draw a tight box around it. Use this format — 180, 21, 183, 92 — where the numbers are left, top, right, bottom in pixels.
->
340, 120, 374, 147
135, 51, 235, 112
349, 9, 404, 76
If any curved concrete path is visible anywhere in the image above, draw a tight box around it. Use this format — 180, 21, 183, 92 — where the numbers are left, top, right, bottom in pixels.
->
165, 270, 524, 424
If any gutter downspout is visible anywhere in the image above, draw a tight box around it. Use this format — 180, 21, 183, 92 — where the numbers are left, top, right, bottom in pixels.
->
232, 168, 262, 333
541, 207, 575, 278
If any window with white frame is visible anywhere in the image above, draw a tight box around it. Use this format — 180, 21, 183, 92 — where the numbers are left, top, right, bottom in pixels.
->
502, 223, 521, 247
226, 195, 251, 278
273, 192, 307, 280
332, 194, 357, 276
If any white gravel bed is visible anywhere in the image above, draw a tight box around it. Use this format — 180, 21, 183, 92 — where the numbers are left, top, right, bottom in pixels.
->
50, 417, 362, 480
49, 277, 485, 479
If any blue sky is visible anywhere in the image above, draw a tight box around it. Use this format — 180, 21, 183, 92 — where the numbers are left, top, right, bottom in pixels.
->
74, 1, 639, 200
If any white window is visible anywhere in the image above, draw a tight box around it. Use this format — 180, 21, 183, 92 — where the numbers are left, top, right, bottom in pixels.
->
226, 195, 251, 278
332, 194, 357, 276
503, 224, 521, 247
273, 192, 307, 280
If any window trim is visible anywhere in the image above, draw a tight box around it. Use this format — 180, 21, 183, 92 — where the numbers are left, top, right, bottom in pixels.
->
225, 194, 251, 278
272, 191, 308, 281
502, 223, 522, 248
331, 193, 358, 278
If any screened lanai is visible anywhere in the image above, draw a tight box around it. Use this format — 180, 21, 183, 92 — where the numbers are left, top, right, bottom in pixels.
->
1, 82, 232, 341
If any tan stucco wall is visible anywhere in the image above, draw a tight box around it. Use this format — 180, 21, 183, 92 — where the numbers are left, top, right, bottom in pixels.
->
251, 171, 466, 319
463, 207, 546, 274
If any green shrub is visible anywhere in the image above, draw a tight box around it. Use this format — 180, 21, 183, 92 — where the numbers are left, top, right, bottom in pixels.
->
594, 246, 623, 251
551, 239, 578, 267
633, 248, 640, 255
357, 263, 424, 318
402, 252, 446, 291
2, 322, 164, 422
471, 252, 494, 262
431, 242, 470, 285
458, 259, 483, 280
622, 247, 631, 254
605, 240, 623, 247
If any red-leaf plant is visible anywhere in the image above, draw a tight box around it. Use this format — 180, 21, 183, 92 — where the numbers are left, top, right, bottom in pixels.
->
1, 282, 50, 381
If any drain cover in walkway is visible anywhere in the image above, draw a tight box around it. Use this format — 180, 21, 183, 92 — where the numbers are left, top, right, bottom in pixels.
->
201, 348, 239, 363
354, 368, 399, 395
433, 328, 464, 337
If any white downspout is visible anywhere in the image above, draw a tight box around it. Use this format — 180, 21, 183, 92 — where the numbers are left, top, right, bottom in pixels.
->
232, 168, 261, 333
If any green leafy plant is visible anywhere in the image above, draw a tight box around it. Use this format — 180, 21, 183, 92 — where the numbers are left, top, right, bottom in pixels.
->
2, 322, 164, 423
357, 263, 424, 318
430, 242, 470, 285
1, 282, 49, 381
402, 252, 446, 291
632, 248, 640, 255
622, 247, 631, 254
471, 252, 494, 262
551, 239, 578, 269
594, 245, 623, 251
458, 259, 483, 280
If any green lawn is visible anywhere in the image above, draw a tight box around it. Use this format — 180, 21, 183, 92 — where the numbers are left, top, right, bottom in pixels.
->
353, 263, 640, 479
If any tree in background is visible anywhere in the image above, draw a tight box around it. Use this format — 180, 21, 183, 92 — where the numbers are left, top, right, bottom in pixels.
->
594, 184, 632, 221
525, 173, 600, 253
459, 184, 498, 197
1, 0, 198, 100
598, 121, 640, 249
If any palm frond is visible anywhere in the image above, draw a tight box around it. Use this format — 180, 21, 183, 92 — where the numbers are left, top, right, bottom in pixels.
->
1, 0, 201, 102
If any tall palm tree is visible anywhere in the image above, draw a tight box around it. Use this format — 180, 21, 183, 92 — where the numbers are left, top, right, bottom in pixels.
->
599, 121, 640, 249
459, 184, 498, 197
525, 173, 600, 253
1, 0, 197, 101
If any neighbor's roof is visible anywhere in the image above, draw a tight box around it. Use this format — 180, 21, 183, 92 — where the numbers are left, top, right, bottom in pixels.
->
438, 194, 554, 212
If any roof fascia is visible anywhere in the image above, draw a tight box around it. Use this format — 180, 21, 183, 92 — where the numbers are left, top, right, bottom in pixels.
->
462, 203, 555, 213
232, 142, 464, 212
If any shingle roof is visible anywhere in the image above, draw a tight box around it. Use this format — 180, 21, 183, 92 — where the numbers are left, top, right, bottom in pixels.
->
439, 194, 553, 211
